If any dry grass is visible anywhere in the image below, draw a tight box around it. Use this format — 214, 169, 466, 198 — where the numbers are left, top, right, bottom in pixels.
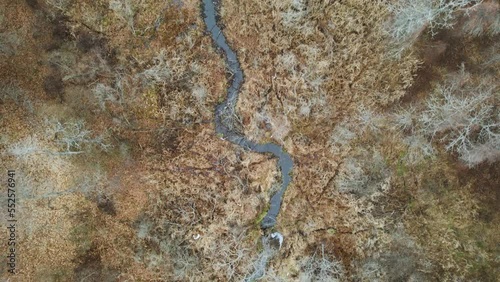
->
0, 0, 231, 280
0, 0, 498, 280
222, 0, 419, 145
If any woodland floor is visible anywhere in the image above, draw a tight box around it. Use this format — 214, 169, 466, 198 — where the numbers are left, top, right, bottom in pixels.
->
0, 0, 498, 281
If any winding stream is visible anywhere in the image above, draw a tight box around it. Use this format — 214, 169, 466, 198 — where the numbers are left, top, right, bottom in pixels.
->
202, 0, 294, 229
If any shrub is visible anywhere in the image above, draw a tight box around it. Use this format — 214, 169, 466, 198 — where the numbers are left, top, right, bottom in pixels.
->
392, 106, 417, 133
281, 0, 308, 28
92, 83, 121, 110
0, 32, 20, 56
336, 157, 369, 194
482, 43, 500, 69
329, 122, 356, 153
1, 82, 35, 112
7, 136, 42, 158
355, 105, 385, 134
0, 82, 23, 104
45, 0, 73, 12
335, 149, 390, 197
260, 267, 286, 282
205, 230, 251, 281
140, 49, 173, 85
391, 106, 437, 165
354, 228, 433, 281
402, 135, 436, 165
462, 1, 500, 37
47, 119, 112, 154
109, 0, 137, 34
192, 85, 207, 103
299, 244, 345, 282
244, 236, 278, 281
47, 50, 77, 76
134, 215, 202, 280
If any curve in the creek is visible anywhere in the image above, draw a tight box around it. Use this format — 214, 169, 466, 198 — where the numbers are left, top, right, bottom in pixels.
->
202, 0, 294, 229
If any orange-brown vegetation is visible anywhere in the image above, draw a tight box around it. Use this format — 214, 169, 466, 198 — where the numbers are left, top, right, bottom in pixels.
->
0, 0, 498, 281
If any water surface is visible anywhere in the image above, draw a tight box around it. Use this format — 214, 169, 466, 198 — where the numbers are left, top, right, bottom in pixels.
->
202, 0, 294, 229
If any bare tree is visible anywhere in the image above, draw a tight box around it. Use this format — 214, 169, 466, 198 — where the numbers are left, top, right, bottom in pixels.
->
385, 0, 482, 57
47, 119, 112, 154
419, 67, 499, 167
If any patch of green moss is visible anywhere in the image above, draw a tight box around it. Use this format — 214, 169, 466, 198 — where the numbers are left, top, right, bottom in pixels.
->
69, 211, 96, 257
327, 228, 337, 234
254, 204, 270, 226
37, 268, 72, 282
396, 151, 408, 177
